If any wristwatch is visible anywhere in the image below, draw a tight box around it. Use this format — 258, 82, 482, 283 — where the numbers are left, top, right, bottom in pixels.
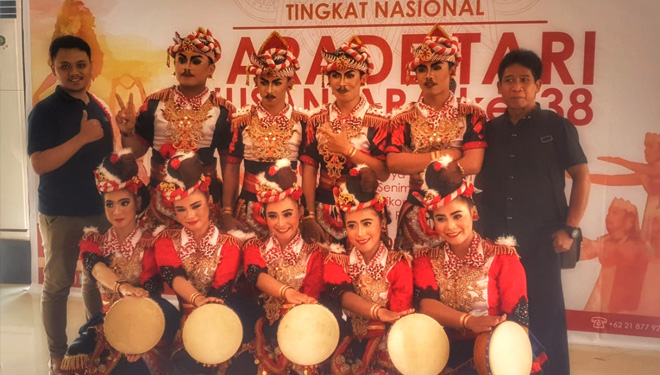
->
562, 225, 581, 239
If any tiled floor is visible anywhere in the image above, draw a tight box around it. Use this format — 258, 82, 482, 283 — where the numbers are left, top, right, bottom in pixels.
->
1, 284, 659, 375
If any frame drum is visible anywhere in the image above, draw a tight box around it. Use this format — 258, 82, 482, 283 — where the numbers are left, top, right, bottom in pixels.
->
387, 313, 450, 375
104, 296, 165, 355
182, 304, 243, 365
473, 320, 532, 375
277, 304, 340, 366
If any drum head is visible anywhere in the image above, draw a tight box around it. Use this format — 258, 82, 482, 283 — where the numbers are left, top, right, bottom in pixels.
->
104, 296, 165, 355
277, 304, 340, 366
182, 304, 243, 365
476, 321, 533, 375
387, 313, 450, 375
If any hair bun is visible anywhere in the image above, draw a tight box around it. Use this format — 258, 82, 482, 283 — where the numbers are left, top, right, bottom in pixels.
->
425, 160, 463, 196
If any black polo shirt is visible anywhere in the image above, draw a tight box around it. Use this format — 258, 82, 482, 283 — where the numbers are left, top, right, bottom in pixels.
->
476, 104, 587, 252
27, 86, 113, 216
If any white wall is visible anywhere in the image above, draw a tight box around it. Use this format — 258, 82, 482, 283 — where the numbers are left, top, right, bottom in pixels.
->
0, 0, 29, 241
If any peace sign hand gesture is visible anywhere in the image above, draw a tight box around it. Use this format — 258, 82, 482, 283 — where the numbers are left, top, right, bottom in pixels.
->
115, 93, 137, 135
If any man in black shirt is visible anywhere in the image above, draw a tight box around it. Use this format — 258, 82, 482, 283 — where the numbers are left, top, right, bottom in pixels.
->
477, 50, 591, 375
27, 35, 113, 374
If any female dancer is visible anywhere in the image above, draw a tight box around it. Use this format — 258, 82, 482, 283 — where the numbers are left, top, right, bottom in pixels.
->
61, 150, 179, 375
237, 159, 326, 375
324, 165, 414, 375
412, 159, 545, 374
154, 152, 241, 375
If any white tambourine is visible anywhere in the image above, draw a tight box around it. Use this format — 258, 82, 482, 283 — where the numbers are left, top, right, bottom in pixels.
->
277, 304, 340, 366
182, 303, 243, 365
387, 313, 450, 375
473, 320, 533, 375
104, 296, 165, 355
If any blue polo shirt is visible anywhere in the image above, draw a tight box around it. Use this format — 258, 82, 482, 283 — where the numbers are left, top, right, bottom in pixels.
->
27, 86, 113, 216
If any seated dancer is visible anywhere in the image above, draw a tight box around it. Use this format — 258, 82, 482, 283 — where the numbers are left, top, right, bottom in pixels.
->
301, 36, 390, 244
234, 159, 327, 375
61, 150, 179, 375
222, 31, 307, 237
387, 25, 487, 252
116, 27, 233, 225
412, 159, 546, 374
324, 165, 414, 375
153, 152, 242, 375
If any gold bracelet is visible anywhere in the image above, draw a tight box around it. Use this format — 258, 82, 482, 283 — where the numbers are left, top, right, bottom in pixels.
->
189, 292, 202, 307
302, 213, 316, 220
370, 304, 382, 320
430, 150, 440, 161
114, 281, 126, 296
279, 285, 292, 299
458, 313, 468, 329
221, 207, 233, 215
347, 146, 357, 158
456, 161, 465, 176
463, 314, 472, 330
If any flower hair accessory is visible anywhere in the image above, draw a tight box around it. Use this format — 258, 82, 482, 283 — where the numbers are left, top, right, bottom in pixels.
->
333, 186, 387, 213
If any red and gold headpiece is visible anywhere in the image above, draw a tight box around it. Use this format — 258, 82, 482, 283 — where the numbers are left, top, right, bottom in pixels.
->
167, 27, 222, 66
412, 157, 474, 211
406, 25, 461, 74
157, 152, 211, 203
322, 35, 375, 78
333, 165, 387, 213
256, 159, 302, 204
413, 158, 474, 211
246, 31, 300, 85
94, 149, 144, 194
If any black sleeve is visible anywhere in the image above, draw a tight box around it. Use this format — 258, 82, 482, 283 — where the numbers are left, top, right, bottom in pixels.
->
135, 99, 159, 146
159, 265, 187, 287
27, 103, 57, 155
207, 281, 233, 301
326, 281, 354, 300
557, 116, 588, 169
142, 274, 164, 297
245, 264, 268, 288
212, 105, 233, 154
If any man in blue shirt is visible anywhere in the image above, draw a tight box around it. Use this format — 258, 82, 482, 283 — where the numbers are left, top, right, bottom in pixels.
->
27, 35, 113, 375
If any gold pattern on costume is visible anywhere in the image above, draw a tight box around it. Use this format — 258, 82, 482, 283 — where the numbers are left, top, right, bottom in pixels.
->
431, 249, 487, 313
176, 238, 223, 295
318, 120, 362, 183
347, 266, 390, 338
262, 245, 312, 324
246, 112, 296, 160
101, 250, 144, 305
163, 96, 214, 152
410, 108, 462, 153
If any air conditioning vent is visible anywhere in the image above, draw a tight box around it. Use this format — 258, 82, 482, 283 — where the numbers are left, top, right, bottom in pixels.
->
0, 0, 17, 19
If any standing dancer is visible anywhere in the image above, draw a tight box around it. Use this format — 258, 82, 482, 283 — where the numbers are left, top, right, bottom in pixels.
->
387, 25, 487, 252
301, 36, 390, 244
222, 31, 307, 237
117, 27, 233, 224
